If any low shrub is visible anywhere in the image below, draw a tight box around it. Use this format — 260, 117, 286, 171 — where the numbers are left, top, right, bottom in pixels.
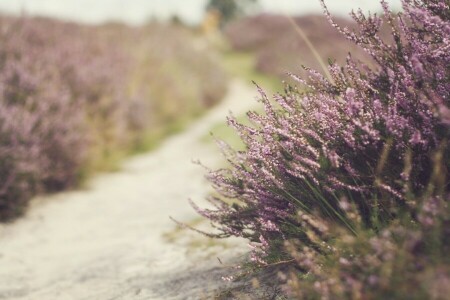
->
192, 0, 449, 297
0, 19, 91, 218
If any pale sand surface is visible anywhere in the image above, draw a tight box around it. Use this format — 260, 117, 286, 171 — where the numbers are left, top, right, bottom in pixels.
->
0, 80, 258, 300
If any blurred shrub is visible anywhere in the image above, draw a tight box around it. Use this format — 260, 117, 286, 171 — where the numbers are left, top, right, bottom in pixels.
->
0, 16, 227, 221
224, 14, 384, 78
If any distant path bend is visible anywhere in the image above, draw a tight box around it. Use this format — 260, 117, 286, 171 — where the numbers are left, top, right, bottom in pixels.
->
0, 79, 257, 300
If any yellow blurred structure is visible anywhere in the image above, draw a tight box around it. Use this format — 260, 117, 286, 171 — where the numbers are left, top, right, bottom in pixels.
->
202, 10, 221, 36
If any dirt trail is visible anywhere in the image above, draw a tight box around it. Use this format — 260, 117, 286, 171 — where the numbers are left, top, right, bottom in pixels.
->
0, 80, 258, 300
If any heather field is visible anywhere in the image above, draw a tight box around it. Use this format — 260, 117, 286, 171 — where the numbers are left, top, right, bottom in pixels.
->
0, 0, 449, 299
0, 15, 227, 220
224, 14, 362, 78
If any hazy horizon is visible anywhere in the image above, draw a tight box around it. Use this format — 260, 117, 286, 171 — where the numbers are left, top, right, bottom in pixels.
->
0, 0, 403, 25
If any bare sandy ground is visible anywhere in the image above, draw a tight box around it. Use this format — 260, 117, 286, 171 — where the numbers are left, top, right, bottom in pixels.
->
0, 80, 259, 300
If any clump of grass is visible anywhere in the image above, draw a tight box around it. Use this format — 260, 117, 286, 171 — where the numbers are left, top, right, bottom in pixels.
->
284, 182, 449, 299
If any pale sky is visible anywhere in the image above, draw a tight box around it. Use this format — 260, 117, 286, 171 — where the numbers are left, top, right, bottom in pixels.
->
0, 0, 403, 25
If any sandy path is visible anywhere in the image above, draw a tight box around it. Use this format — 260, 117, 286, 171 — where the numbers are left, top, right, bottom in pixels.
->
0, 80, 258, 300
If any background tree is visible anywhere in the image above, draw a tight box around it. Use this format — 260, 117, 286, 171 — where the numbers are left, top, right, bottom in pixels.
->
206, 0, 257, 26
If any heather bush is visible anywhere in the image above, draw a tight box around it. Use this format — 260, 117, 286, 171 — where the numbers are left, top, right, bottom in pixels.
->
191, 0, 449, 294
0, 16, 227, 221
0, 105, 42, 219
0, 18, 90, 219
